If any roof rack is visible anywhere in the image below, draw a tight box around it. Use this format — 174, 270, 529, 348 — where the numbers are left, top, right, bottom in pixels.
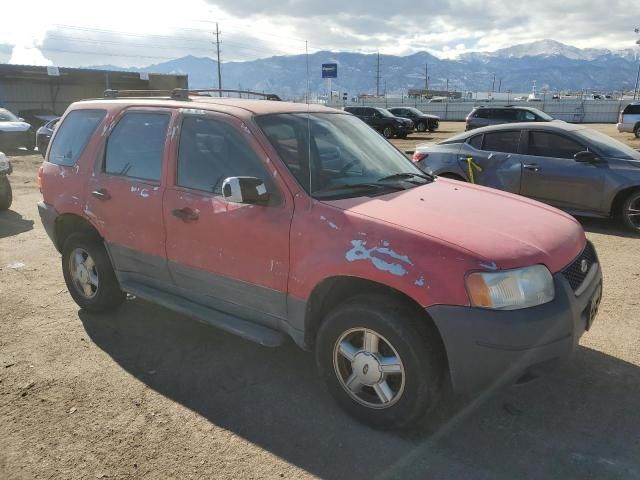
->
103, 88, 281, 101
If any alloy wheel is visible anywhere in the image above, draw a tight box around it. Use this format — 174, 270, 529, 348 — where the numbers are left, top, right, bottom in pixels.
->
333, 328, 405, 409
69, 247, 99, 299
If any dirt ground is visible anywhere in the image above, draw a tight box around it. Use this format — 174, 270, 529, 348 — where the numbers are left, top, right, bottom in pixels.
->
1, 123, 639, 480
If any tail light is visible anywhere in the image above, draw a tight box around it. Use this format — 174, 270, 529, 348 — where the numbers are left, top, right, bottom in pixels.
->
37, 165, 44, 193
412, 152, 428, 163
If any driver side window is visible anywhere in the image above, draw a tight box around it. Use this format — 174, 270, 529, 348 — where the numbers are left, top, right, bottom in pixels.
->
176, 116, 269, 194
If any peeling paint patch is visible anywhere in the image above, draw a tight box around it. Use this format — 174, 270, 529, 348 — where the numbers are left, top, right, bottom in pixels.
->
345, 240, 412, 277
479, 261, 498, 271
415, 276, 425, 287
320, 215, 339, 230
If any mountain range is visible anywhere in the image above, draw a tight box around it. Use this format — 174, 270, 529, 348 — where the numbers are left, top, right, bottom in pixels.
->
93, 39, 640, 99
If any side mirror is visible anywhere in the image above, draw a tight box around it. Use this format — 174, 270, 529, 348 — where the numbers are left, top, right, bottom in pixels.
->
222, 176, 270, 205
574, 151, 596, 163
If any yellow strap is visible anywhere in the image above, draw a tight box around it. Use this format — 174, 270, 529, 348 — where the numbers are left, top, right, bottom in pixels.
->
466, 157, 482, 183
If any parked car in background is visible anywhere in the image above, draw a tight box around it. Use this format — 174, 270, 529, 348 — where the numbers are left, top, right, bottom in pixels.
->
387, 107, 439, 132
0, 108, 35, 151
38, 91, 601, 430
616, 102, 640, 138
36, 117, 60, 157
18, 109, 58, 129
343, 106, 414, 138
413, 122, 640, 232
465, 106, 554, 130
0, 151, 13, 210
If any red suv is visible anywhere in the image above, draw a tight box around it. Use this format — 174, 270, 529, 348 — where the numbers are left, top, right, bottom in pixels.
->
38, 90, 603, 429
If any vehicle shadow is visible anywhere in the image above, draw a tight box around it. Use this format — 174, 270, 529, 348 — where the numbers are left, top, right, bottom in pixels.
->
0, 209, 34, 239
578, 216, 640, 239
79, 300, 640, 480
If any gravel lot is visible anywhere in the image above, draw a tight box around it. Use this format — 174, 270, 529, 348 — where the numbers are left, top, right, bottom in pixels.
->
1, 123, 639, 479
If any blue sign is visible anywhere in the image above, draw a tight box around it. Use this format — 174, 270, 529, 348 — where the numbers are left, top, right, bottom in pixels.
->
322, 63, 338, 78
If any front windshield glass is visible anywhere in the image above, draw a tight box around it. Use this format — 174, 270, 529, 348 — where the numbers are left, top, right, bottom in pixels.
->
256, 112, 428, 199
376, 108, 395, 118
529, 108, 553, 121
0, 108, 19, 122
407, 108, 423, 116
575, 128, 640, 160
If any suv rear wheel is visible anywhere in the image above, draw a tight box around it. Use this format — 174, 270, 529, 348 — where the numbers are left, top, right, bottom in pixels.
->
62, 233, 125, 312
634, 124, 640, 139
315, 294, 444, 430
622, 190, 640, 233
416, 121, 427, 132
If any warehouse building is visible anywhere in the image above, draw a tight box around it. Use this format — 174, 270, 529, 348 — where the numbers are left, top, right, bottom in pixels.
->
0, 64, 188, 116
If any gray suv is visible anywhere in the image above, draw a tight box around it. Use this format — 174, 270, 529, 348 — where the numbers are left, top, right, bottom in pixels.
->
466, 106, 554, 130
412, 122, 640, 232
616, 102, 640, 138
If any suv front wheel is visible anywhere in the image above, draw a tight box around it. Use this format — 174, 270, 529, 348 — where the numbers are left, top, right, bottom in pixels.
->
62, 233, 125, 312
315, 294, 444, 430
382, 126, 395, 139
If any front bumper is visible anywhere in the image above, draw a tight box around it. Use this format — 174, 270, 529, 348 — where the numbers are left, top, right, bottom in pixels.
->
0, 130, 33, 148
428, 264, 603, 394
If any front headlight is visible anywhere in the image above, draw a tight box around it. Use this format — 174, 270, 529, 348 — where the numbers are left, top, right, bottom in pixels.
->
465, 265, 554, 310
0, 152, 11, 174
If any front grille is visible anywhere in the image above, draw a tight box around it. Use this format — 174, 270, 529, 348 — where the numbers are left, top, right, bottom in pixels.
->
561, 241, 597, 291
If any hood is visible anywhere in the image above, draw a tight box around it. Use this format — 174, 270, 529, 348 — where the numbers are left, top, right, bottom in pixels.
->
392, 116, 413, 125
0, 121, 31, 132
323, 179, 584, 273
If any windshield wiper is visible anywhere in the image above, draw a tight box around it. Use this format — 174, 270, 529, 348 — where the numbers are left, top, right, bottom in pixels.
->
378, 172, 434, 183
314, 182, 407, 195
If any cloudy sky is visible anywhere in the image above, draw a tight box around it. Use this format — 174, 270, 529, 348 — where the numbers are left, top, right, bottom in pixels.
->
1, 0, 638, 68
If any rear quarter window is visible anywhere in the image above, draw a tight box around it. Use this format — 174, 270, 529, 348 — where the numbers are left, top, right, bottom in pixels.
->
48, 109, 106, 166
623, 104, 640, 115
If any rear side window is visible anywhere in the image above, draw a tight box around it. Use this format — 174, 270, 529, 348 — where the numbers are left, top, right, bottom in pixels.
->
527, 131, 584, 159
496, 109, 517, 121
104, 112, 170, 182
468, 135, 483, 149
482, 131, 521, 154
471, 109, 487, 118
624, 104, 640, 115
177, 116, 268, 195
48, 109, 106, 166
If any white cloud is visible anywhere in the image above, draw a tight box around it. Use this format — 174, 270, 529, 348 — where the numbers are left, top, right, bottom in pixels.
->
9, 46, 52, 66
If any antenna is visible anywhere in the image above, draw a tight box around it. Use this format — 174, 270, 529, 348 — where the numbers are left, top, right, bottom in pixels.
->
305, 40, 310, 104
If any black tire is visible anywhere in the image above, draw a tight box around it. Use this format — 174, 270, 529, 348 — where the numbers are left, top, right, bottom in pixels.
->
416, 121, 427, 132
397, 133, 408, 139
0, 176, 12, 210
634, 124, 640, 139
62, 233, 125, 313
621, 190, 640, 233
315, 294, 444, 430
38, 142, 46, 158
382, 127, 395, 139
428, 122, 437, 132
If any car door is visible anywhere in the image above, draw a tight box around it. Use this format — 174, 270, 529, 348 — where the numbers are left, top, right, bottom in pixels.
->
457, 129, 524, 193
519, 130, 606, 211
86, 108, 174, 287
162, 112, 293, 328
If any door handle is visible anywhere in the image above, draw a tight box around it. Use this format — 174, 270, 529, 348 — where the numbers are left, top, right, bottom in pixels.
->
523, 164, 540, 172
91, 189, 111, 200
172, 207, 199, 221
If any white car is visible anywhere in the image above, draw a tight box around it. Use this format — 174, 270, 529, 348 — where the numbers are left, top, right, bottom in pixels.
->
0, 108, 35, 150
617, 102, 640, 138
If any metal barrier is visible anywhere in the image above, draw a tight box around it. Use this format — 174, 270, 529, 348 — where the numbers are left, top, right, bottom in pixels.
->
327, 98, 634, 123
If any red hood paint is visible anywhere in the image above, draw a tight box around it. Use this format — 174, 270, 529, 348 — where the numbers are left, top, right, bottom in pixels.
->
323, 179, 585, 273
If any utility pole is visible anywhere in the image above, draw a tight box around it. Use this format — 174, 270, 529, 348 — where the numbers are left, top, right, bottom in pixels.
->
214, 23, 222, 97
376, 52, 381, 97
498, 78, 502, 93
491, 73, 496, 92
425, 63, 428, 91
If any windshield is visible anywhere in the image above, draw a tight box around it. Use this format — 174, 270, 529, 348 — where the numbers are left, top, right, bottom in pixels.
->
575, 128, 640, 160
529, 108, 553, 121
256, 112, 428, 199
407, 108, 423, 116
376, 108, 395, 118
0, 108, 19, 122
